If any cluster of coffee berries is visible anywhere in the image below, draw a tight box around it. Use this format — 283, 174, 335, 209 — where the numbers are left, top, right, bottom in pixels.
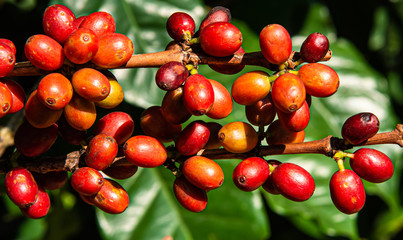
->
12, 4, 134, 158
329, 112, 394, 214
1, 3, 395, 219
3, 4, 137, 218
133, 6, 341, 212
0, 38, 25, 118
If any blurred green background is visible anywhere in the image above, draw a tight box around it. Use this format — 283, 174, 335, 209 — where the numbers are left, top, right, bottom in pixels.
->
1, 0, 403, 239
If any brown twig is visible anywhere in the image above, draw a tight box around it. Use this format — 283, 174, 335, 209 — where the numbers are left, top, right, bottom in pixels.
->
1, 124, 402, 174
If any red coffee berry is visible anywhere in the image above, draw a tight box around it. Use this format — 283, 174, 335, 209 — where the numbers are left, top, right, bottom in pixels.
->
271, 72, 306, 113
206, 79, 233, 119
71, 167, 104, 196
175, 120, 210, 156
37, 73, 73, 110
91, 178, 129, 214
182, 156, 224, 191
85, 134, 118, 170
173, 176, 207, 213
91, 32, 134, 69
0, 42, 15, 77
92, 111, 135, 145
72, 68, 110, 102
2, 78, 25, 114
200, 22, 242, 57
155, 61, 189, 91
329, 169, 366, 214
259, 24, 292, 65
166, 12, 195, 41
300, 32, 329, 63
350, 148, 394, 183
204, 122, 223, 150
298, 63, 340, 98
20, 186, 50, 219
123, 135, 167, 168
277, 100, 310, 132
24, 34, 64, 71
271, 162, 315, 202
5, 167, 39, 208
0, 81, 13, 118
341, 112, 379, 145
64, 28, 99, 64
0, 38, 16, 55
42, 4, 76, 44
79, 11, 116, 37
24, 90, 63, 129
232, 157, 270, 192
183, 74, 214, 116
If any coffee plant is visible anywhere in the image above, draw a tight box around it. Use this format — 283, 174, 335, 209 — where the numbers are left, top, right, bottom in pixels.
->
1, 1, 403, 240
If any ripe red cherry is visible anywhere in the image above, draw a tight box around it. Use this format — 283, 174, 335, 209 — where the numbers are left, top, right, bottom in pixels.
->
5, 167, 39, 208
175, 120, 210, 156
329, 169, 366, 214
71, 167, 104, 196
42, 4, 76, 44
182, 156, 224, 191
298, 63, 340, 98
0, 81, 13, 118
0, 38, 16, 55
0, 42, 15, 77
64, 28, 99, 64
200, 22, 242, 57
20, 186, 50, 219
206, 79, 233, 119
24, 34, 65, 71
123, 135, 167, 168
166, 12, 195, 41
173, 176, 207, 213
232, 157, 270, 192
92, 111, 135, 145
79, 11, 116, 37
37, 72, 73, 110
271, 162, 315, 201
91, 178, 129, 214
277, 100, 310, 132
300, 32, 329, 63
341, 112, 379, 145
350, 148, 394, 183
85, 134, 118, 170
2, 79, 25, 114
271, 72, 306, 113
259, 24, 292, 65
183, 74, 214, 116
